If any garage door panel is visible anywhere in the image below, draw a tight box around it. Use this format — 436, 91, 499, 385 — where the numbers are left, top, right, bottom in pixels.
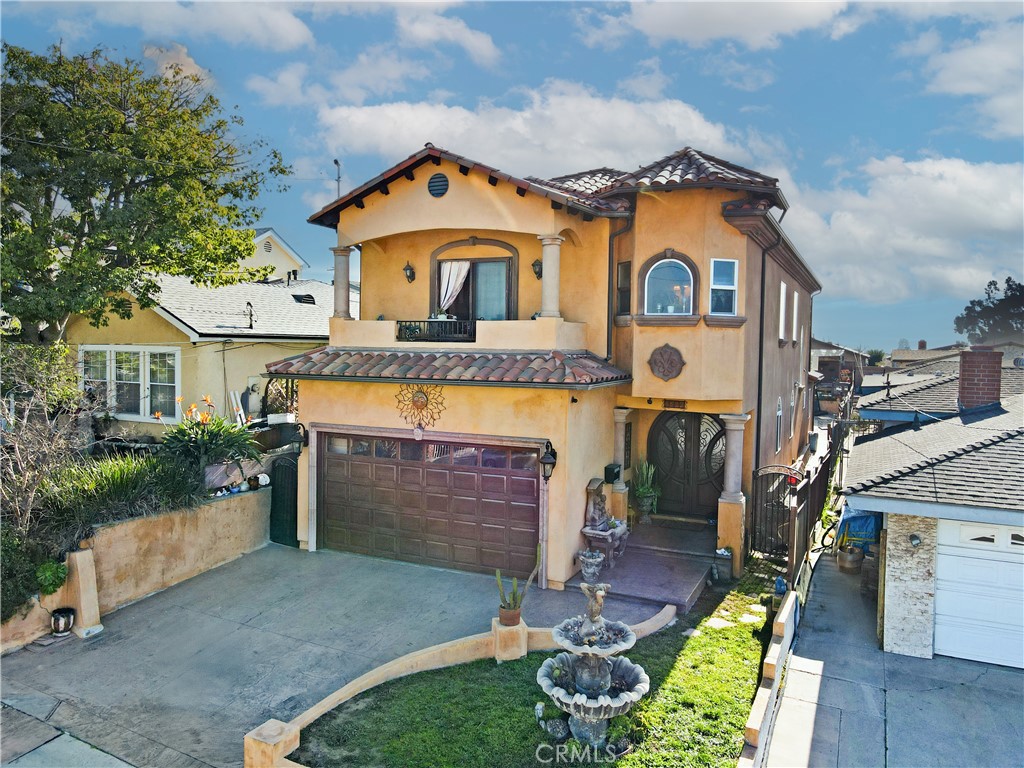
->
935, 616, 1024, 667
320, 432, 540, 578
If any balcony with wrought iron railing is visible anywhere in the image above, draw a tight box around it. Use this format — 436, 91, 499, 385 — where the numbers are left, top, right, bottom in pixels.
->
396, 319, 476, 343
328, 316, 588, 351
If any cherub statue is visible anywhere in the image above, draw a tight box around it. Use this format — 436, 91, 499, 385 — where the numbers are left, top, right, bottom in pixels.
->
580, 582, 611, 625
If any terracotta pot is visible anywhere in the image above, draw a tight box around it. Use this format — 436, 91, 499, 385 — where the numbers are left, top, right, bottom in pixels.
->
498, 606, 521, 626
50, 607, 75, 637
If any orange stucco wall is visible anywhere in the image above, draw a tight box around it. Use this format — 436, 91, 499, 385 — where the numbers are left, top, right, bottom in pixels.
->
294, 378, 625, 586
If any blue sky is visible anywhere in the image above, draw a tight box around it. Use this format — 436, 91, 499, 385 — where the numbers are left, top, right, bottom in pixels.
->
5, 1, 1022, 352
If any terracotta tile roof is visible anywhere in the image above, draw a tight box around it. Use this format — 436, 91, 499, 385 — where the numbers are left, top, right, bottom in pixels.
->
528, 168, 625, 197
620, 148, 779, 190
265, 348, 631, 389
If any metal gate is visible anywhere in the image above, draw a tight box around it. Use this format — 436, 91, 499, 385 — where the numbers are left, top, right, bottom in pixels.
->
270, 453, 299, 548
751, 465, 802, 558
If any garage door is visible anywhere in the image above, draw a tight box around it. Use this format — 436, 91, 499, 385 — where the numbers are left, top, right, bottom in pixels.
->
935, 520, 1024, 668
319, 434, 541, 577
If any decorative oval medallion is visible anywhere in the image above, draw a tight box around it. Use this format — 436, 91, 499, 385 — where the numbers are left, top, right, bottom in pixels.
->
648, 344, 684, 381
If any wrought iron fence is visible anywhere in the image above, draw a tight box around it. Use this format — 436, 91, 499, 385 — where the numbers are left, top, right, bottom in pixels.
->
395, 319, 476, 342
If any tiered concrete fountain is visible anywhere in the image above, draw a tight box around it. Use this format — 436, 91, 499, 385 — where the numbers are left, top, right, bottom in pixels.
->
536, 583, 650, 749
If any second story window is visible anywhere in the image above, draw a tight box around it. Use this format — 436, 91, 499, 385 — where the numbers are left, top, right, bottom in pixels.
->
437, 258, 510, 320
616, 262, 631, 315
776, 397, 784, 453
709, 259, 738, 315
645, 259, 693, 315
792, 291, 800, 342
779, 282, 788, 342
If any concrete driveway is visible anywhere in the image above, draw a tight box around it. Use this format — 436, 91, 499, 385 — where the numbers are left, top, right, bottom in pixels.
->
1, 544, 659, 768
766, 555, 1024, 767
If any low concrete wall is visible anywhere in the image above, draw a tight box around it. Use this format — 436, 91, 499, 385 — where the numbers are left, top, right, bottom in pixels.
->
739, 589, 800, 768
90, 489, 270, 614
1, 490, 270, 654
245, 604, 677, 768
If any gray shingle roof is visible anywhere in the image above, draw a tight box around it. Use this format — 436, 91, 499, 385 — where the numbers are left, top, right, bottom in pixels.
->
155, 276, 333, 339
845, 427, 1024, 511
856, 369, 1024, 414
845, 396, 1024, 489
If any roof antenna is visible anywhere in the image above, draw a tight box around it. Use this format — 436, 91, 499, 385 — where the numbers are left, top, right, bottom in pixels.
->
333, 159, 341, 198
245, 301, 254, 330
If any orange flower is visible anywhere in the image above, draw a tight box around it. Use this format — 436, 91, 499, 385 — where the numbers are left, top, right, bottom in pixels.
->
152, 411, 163, 421
198, 411, 212, 424
175, 395, 184, 404
185, 405, 196, 419
202, 394, 214, 408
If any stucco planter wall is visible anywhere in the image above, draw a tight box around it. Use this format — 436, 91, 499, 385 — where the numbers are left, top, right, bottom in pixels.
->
1, 490, 270, 653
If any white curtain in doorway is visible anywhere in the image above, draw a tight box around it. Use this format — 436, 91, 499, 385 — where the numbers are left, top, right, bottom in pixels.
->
438, 260, 470, 313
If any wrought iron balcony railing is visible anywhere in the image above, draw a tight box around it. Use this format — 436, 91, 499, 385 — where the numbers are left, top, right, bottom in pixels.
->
396, 319, 477, 342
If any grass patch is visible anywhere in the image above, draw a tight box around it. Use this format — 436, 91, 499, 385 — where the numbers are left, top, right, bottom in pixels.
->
293, 556, 784, 768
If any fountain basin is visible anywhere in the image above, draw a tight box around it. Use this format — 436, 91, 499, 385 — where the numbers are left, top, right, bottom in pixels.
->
537, 653, 650, 722
552, 616, 637, 657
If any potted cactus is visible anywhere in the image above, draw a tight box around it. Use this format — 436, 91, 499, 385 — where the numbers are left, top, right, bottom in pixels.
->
496, 548, 541, 626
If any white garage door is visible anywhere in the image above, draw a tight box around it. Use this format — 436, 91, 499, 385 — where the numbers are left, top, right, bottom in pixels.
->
935, 520, 1024, 668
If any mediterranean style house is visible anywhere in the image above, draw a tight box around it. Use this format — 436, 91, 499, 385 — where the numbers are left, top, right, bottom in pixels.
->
267, 144, 820, 587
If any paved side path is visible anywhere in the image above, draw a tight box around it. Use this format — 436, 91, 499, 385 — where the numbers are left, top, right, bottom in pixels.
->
765, 554, 1024, 767
1, 544, 660, 768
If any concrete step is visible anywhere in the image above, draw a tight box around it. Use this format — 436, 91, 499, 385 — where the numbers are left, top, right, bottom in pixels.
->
566, 549, 711, 612
649, 513, 711, 528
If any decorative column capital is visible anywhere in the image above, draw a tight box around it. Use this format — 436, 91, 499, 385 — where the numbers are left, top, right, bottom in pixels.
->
537, 235, 565, 247
720, 413, 751, 430
613, 407, 633, 423
331, 245, 355, 257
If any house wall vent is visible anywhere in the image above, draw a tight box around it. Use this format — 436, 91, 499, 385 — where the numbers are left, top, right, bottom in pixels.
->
292, 294, 316, 305
428, 173, 449, 198
263, 240, 273, 252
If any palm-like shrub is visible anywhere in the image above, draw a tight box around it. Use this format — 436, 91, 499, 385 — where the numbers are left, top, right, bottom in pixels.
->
159, 397, 260, 471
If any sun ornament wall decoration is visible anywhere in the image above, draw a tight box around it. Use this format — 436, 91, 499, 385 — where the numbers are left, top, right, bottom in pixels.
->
395, 384, 446, 438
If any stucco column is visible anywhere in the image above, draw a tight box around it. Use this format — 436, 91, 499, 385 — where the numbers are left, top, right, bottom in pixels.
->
331, 246, 353, 320
537, 235, 564, 318
719, 413, 750, 503
612, 407, 632, 492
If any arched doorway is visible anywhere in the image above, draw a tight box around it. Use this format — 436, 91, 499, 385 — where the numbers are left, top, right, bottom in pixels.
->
647, 412, 726, 520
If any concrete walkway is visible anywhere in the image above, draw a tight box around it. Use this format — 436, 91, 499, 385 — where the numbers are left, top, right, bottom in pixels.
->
765, 554, 1024, 767
1, 544, 661, 768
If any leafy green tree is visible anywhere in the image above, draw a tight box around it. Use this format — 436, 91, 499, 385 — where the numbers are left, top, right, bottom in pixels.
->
953, 277, 1024, 344
1, 44, 289, 341
866, 349, 885, 366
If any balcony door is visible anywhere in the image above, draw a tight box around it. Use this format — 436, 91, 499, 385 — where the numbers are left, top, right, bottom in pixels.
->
445, 259, 510, 321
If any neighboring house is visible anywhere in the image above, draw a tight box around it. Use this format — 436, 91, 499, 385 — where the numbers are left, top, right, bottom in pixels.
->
66, 276, 351, 439
843, 385, 1023, 668
266, 143, 820, 587
248, 227, 309, 281
810, 338, 869, 391
856, 347, 1024, 429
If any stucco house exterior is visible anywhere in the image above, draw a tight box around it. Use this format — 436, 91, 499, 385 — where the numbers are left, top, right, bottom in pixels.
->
844, 368, 1023, 668
66, 228, 357, 439
267, 144, 820, 587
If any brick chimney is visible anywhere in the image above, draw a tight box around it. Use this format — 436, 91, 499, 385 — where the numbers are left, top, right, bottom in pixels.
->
958, 346, 1002, 410
917, 339, 927, 350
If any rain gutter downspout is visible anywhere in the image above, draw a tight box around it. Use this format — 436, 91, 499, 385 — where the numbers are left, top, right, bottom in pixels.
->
606, 204, 635, 360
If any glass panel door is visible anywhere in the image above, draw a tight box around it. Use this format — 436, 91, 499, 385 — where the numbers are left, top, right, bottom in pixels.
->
473, 261, 508, 320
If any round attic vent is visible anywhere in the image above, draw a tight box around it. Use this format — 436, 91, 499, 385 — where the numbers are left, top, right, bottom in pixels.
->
1013, 355, 1024, 369
427, 173, 449, 198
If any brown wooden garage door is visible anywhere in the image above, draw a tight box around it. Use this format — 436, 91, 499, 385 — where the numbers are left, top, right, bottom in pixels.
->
319, 434, 541, 577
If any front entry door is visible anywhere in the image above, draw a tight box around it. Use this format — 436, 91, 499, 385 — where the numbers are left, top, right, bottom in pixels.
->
647, 412, 726, 520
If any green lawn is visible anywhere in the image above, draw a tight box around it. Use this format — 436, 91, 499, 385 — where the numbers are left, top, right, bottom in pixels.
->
292, 557, 783, 768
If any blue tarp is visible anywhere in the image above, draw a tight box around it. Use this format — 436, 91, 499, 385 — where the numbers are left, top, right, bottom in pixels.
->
837, 506, 880, 550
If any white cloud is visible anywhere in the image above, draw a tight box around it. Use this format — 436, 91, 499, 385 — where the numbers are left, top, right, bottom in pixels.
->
291, 156, 351, 212
330, 46, 433, 105
395, 7, 500, 67
918, 23, 1024, 139
702, 45, 775, 91
616, 58, 671, 99
579, 2, 849, 50
90, 3, 314, 51
143, 43, 212, 83
783, 155, 1024, 302
246, 62, 326, 108
315, 79, 741, 177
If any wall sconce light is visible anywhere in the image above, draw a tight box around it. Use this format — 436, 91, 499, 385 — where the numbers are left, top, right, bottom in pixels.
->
908, 533, 922, 548
647, 398, 653, 405
532, 259, 543, 279
539, 440, 557, 483
570, 396, 579, 404
403, 262, 416, 283
294, 423, 310, 447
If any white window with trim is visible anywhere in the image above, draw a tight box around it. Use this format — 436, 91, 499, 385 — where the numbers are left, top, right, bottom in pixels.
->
776, 397, 784, 453
791, 292, 799, 342
779, 282, 787, 342
709, 259, 738, 315
790, 384, 797, 438
79, 346, 181, 422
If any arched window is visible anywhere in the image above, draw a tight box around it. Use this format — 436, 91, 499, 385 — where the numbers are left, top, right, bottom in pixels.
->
644, 259, 692, 315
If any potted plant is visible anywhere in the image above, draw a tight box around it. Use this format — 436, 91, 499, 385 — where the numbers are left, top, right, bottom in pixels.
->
159, 396, 261, 489
576, 548, 605, 583
36, 560, 74, 636
496, 548, 541, 626
631, 459, 661, 523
